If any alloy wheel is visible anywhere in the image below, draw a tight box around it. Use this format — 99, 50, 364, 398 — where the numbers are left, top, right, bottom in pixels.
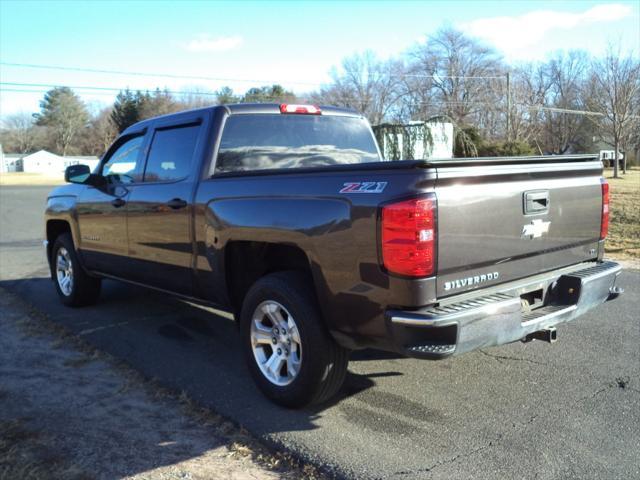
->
250, 300, 302, 386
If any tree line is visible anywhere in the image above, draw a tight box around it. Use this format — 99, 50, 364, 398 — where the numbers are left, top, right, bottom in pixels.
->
0, 84, 296, 158
1, 27, 638, 175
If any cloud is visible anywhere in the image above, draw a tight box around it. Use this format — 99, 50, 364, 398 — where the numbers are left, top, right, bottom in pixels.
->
460, 3, 632, 57
183, 34, 243, 52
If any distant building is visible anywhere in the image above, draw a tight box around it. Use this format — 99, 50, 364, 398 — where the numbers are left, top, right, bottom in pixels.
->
0, 145, 24, 173
599, 149, 623, 167
373, 121, 454, 161
3, 154, 24, 172
22, 150, 66, 174
592, 139, 625, 167
1, 149, 99, 175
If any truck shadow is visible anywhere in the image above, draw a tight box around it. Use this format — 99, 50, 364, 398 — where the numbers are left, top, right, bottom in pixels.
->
1, 275, 405, 478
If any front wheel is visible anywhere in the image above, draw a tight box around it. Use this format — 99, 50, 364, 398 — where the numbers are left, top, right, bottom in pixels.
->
51, 233, 101, 307
240, 271, 349, 408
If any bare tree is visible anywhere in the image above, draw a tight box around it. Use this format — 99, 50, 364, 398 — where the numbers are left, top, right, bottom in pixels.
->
409, 27, 504, 128
538, 51, 591, 154
2, 112, 39, 153
178, 85, 217, 109
587, 45, 640, 177
83, 108, 118, 157
313, 51, 407, 125
508, 64, 551, 150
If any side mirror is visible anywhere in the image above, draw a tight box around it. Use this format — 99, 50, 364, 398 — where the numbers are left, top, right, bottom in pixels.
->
64, 164, 91, 183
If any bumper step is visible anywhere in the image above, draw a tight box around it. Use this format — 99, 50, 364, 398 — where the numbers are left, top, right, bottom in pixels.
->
521, 304, 576, 325
386, 260, 622, 359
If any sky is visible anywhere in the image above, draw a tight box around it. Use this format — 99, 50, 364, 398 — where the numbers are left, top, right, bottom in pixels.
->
0, 0, 638, 118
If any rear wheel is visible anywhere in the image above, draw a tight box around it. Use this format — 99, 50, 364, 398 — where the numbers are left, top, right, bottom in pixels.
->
240, 271, 349, 408
51, 233, 101, 307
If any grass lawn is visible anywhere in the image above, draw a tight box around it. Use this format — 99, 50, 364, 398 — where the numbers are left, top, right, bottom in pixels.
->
605, 168, 639, 261
0, 172, 65, 186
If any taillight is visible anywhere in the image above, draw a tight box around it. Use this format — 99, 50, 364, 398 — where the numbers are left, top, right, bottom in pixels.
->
279, 104, 322, 115
600, 178, 609, 240
381, 196, 436, 277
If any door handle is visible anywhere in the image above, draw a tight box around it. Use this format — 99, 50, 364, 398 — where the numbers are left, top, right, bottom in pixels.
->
524, 190, 549, 214
167, 198, 188, 210
111, 198, 126, 208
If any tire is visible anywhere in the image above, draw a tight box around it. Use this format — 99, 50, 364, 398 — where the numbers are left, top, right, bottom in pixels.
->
51, 233, 101, 307
240, 271, 349, 408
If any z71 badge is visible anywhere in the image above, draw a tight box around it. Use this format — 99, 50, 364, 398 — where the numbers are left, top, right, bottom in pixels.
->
340, 181, 388, 194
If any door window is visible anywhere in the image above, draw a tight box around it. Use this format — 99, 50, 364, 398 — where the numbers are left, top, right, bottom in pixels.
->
101, 135, 145, 184
143, 124, 200, 182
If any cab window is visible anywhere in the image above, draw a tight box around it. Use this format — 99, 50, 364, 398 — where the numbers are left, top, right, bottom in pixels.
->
143, 124, 200, 182
215, 114, 381, 173
101, 135, 145, 184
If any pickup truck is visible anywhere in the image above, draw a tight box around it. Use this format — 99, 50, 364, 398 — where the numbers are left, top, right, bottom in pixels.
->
45, 103, 623, 408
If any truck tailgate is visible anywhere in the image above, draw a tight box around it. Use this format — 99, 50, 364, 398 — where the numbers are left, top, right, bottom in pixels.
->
434, 156, 603, 298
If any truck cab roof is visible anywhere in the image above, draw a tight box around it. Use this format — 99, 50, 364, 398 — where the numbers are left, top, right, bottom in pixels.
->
121, 103, 363, 136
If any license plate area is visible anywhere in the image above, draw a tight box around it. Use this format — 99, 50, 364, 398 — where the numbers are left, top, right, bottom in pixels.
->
520, 288, 544, 314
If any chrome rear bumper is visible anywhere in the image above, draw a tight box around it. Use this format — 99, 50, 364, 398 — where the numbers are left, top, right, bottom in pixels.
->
386, 261, 623, 359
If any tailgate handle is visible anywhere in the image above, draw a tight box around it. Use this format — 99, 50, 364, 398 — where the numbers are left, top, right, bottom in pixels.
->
524, 190, 549, 214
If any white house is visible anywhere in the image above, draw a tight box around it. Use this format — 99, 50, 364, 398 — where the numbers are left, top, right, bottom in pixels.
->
3, 154, 23, 172
0, 145, 23, 173
599, 150, 623, 165
21, 150, 66, 174
3, 149, 100, 175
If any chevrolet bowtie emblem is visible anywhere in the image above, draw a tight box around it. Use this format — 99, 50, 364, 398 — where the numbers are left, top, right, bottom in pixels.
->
522, 219, 550, 239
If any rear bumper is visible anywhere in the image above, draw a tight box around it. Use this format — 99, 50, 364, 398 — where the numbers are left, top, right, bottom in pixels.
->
386, 261, 623, 359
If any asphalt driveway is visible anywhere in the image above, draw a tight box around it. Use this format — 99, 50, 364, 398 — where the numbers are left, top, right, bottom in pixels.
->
1, 185, 639, 479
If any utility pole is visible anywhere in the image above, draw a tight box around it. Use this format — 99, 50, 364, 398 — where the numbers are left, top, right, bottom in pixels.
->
506, 72, 511, 142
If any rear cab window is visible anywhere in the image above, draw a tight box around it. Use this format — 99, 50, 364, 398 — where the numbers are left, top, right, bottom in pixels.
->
215, 114, 382, 173
143, 123, 201, 182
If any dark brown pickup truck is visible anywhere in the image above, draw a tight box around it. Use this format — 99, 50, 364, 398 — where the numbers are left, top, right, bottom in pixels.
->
45, 103, 622, 407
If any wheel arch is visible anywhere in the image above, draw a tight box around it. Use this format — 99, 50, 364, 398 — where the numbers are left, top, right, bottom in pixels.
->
46, 219, 73, 262
224, 241, 320, 316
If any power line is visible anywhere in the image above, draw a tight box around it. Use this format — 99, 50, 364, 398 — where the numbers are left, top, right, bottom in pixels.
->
523, 105, 604, 117
4, 81, 634, 120
404, 74, 506, 80
0, 87, 121, 97
0, 85, 302, 103
0, 61, 325, 87
0, 61, 510, 85
407, 100, 608, 116
0, 83, 612, 117
1, 81, 219, 96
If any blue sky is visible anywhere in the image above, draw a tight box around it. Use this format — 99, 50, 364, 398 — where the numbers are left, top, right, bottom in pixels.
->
1, 0, 638, 117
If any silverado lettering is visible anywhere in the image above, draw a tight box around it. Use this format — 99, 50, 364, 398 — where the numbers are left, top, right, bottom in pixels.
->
443, 272, 500, 291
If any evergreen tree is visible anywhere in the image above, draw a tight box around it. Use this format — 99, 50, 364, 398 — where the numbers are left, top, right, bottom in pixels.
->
215, 86, 239, 105
111, 89, 140, 133
34, 87, 88, 155
242, 85, 296, 103
138, 88, 179, 119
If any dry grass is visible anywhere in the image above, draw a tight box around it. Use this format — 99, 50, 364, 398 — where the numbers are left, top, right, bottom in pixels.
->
0, 419, 90, 480
2, 288, 330, 480
0, 172, 65, 186
605, 168, 640, 261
